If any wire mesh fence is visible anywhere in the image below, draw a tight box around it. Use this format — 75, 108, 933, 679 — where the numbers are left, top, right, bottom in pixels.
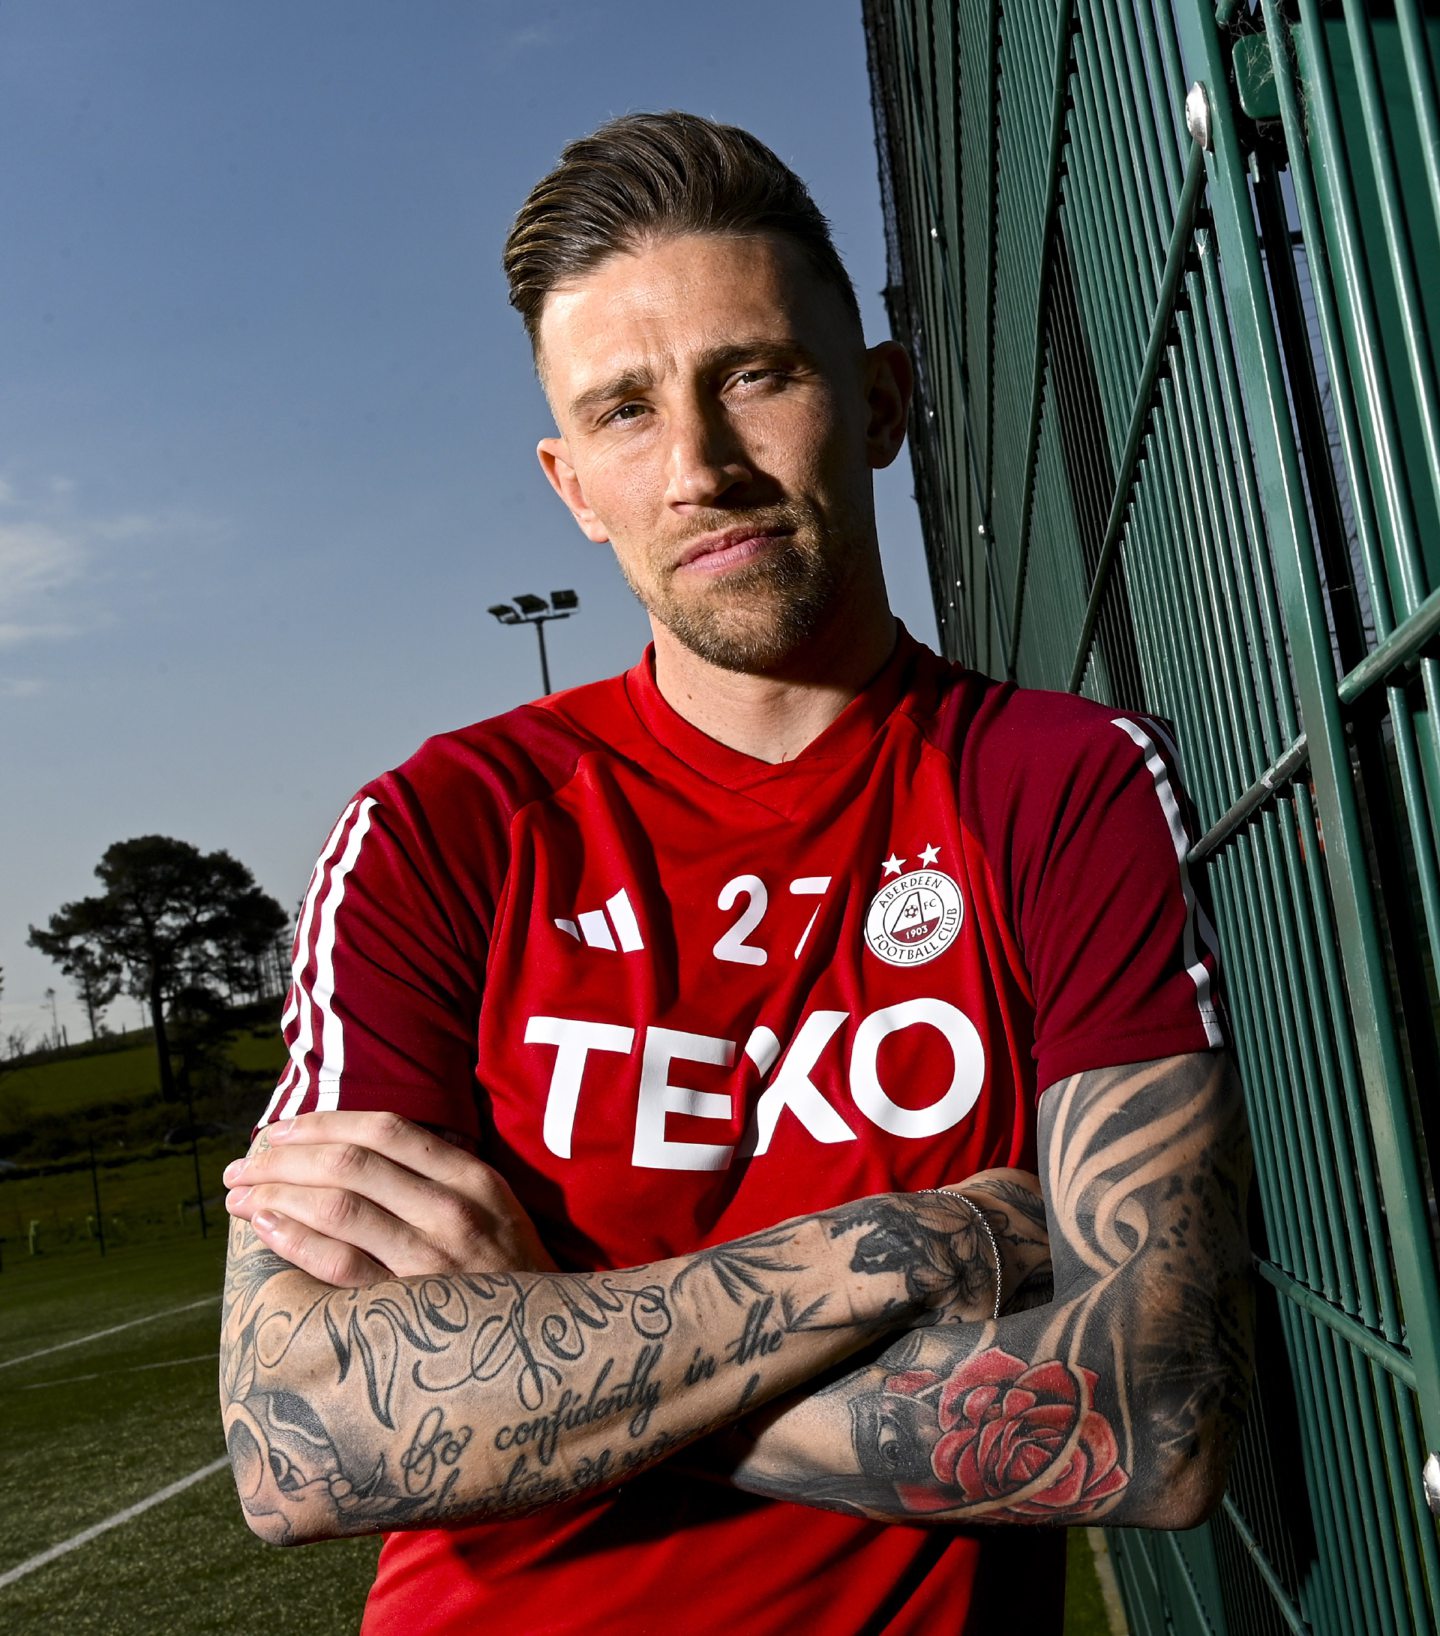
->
865, 2, 1440, 1631
0, 1141, 229, 1268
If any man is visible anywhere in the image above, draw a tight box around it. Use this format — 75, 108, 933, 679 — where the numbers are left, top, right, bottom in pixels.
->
220, 112, 1252, 1634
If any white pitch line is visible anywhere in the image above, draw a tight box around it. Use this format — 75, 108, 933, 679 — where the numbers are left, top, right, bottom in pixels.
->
0, 1456, 231, 1591
18, 1352, 220, 1391
0, 1296, 216, 1371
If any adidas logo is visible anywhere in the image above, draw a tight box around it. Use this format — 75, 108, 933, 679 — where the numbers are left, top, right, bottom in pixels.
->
554, 887, 645, 952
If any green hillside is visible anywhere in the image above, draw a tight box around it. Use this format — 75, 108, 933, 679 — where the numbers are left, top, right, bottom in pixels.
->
2, 1026, 286, 1119
0, 1008, 287, 1218
0, 1013, 286, 1260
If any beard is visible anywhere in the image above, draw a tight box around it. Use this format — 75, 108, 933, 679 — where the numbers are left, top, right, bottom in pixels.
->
619, 508, 856, 674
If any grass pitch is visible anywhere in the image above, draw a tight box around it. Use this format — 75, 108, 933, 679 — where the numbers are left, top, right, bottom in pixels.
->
0, 1234, 379, 1635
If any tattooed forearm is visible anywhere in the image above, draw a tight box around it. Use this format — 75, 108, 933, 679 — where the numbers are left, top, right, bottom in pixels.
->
724, 1055, 1254, 1530
219, 1180, 1002, 1543
945, 1169, 1054, 1315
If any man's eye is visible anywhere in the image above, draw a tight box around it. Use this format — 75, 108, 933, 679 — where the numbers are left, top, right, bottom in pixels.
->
733, 369, 783, 387
604, 403, 648, 426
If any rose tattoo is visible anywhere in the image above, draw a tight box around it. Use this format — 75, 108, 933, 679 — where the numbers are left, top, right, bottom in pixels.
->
851, 1346, 1129, 1519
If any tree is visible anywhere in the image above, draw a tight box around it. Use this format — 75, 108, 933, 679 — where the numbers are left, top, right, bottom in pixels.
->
28, 836, 288, 1100
69, 945, 121, 1040
0, 967, 25, 1072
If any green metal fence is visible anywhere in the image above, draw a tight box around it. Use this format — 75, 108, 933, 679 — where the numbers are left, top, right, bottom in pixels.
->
864, 3, 1440, 1631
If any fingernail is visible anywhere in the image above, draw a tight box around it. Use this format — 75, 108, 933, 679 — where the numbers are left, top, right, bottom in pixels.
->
252, 1209, 280, 1233
270, 1119, 295, 1141
222, 1160, 245, 1184
226, 1187, 252, 1208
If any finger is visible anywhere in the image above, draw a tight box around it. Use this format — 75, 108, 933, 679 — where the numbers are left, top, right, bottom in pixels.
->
229, 1118, 558, 1276
230, 1178, 463, 1280
267, 1111, 481, 1187
227, 1136, 461, 1227
246, 1206, 391, 1288
227, 1131, 524, 1261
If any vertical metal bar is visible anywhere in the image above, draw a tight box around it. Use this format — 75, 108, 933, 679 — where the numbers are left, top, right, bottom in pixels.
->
1066, 148, 1206, 692
1392, 1378, 1440, 1628
1273, 1297, 1357, 1634
1341, 1338, 1410, 1636
1256, 11, 1440, 1013
1394, 0, 1440, 234
1290, 0, 1430, 617
1339, 6, 1440, 529
1004, 0, 1075, 677
981, 0, 1000, 538
1257, 3, 1396, 635
1194, 231, 1395, 1334
1314, 1304, 1392, 1636
1366, 1353, 1434, 1633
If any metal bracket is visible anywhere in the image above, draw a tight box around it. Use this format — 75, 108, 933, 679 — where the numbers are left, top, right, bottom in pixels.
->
1185, 83, 1212, 151
1231, 25, 1304, 124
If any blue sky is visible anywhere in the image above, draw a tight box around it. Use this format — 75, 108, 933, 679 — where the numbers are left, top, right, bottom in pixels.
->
0, 0, 936, 1044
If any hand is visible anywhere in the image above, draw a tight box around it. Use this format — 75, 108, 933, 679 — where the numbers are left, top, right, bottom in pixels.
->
223, 1110, 557, 1286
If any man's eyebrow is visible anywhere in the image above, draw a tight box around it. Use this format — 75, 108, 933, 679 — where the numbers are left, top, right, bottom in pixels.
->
699, 338, 815, 373
567, 339, 817, 423
568, 370, 654, 423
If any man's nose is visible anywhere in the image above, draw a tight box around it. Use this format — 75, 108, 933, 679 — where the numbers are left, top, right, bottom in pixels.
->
664, 402, 753, 507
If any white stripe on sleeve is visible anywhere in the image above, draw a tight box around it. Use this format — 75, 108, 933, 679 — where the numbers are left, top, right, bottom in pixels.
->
1111, 717, 1225, 1047
312, 797, 377, 1110
260, 799, 367, 1126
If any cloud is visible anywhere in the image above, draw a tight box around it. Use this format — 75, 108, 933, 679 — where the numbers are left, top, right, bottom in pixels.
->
505, 22, 558, 51
487, 10, 571, 65
0, 622, 81, 649
0, 518, 86, 641
0, 677, 43, 698
0, 475, 215, 649
0, 517, 84, 588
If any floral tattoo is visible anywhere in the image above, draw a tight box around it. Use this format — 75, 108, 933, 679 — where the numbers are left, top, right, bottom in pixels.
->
855, 1347, 1127, 1518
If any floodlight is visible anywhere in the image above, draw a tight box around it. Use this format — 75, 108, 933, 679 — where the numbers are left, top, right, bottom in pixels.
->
489, 588, 582, 695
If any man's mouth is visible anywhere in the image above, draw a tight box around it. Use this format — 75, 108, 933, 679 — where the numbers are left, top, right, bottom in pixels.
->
675, 527, 793, 574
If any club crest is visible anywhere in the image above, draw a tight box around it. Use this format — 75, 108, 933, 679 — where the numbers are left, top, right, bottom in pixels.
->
864, 869, 964, 966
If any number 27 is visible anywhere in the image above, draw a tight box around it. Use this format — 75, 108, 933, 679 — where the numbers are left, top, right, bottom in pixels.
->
712, 874, 832, 966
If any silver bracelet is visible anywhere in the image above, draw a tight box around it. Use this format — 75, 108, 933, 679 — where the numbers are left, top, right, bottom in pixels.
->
918, 1189, 1003, 1321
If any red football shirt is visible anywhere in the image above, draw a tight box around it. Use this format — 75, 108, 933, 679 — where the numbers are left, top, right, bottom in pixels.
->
259, 630, 1222, 1635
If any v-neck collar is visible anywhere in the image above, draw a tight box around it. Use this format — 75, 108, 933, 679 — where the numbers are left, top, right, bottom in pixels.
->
621, 624, 922, 809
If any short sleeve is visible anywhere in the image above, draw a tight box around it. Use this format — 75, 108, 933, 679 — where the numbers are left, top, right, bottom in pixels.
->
255, 780, 489, 1137
1012, 711, 1226, 1090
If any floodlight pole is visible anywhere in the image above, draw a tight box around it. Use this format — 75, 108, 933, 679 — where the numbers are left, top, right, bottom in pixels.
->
534, 619, 552, 695
488, 592, 579, 697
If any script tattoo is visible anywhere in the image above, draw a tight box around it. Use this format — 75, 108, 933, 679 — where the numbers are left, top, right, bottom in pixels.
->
731, 1056, 1253, 1527
220, 1225, 687, 1535
220, 1188, 975, 1540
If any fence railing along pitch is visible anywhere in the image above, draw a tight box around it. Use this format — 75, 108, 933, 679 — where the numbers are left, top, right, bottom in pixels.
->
864, 3, 1440, 1633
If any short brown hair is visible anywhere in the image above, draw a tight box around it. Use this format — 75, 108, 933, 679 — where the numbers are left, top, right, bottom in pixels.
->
503, 110, 861, 352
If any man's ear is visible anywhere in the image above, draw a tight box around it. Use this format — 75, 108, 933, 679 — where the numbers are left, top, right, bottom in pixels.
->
537, 437, 610, 544
862, 341, 914, 471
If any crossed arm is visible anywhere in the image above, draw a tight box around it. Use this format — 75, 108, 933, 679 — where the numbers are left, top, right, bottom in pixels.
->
718, 1053, 1253, 1527
219, 1148, 1014, 1543
220, 1051, 1252, 1539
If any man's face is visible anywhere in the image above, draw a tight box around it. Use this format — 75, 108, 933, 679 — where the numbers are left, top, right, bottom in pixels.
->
536, 232, 909, 673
